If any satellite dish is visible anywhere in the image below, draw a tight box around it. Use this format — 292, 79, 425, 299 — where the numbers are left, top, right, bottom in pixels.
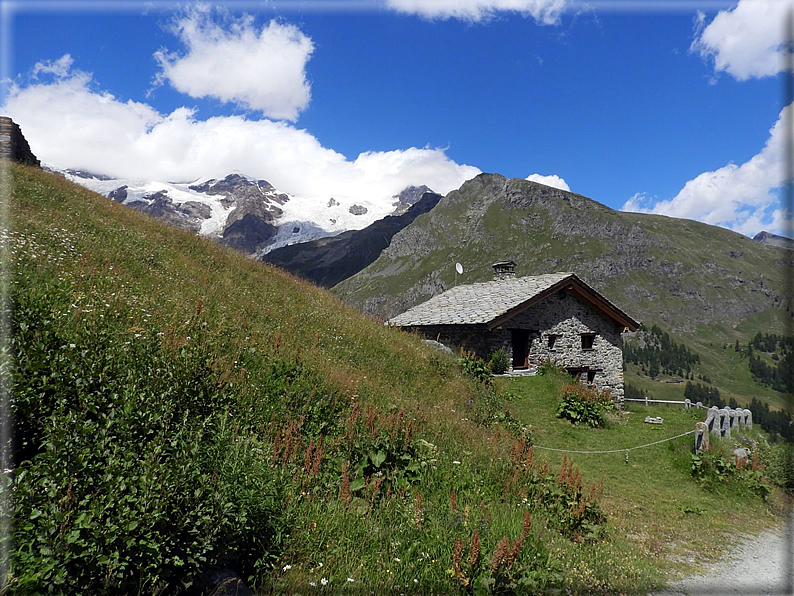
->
455, 263, 463, 275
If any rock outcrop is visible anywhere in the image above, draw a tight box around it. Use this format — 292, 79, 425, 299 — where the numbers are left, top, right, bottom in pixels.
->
0, 117, 40, 167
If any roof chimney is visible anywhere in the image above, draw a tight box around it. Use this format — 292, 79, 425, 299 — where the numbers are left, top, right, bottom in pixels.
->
492, 260, 516, 280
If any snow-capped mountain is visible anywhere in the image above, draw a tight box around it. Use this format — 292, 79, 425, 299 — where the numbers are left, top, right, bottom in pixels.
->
55, 168, 416, 256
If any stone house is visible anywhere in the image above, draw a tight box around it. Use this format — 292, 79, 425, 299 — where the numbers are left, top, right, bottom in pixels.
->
388, 262, 639, 400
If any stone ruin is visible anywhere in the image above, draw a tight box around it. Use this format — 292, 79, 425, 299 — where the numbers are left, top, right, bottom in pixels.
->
0, 117, 40, 167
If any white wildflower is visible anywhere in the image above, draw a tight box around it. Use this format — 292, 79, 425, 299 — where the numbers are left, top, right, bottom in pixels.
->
347, 577, 354, 582
283, 564, 292, 571
321, 577, 328, 586
452, 460, 461, 465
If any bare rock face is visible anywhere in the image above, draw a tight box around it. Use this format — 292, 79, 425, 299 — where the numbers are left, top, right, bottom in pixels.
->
190, 174, 289, 253
0, 117, 40, 167
108, 186, 128, 202
127, 191, 211, 233
391, 185, 433, 215
753, 231, 794, 250
348, 204, 368, 216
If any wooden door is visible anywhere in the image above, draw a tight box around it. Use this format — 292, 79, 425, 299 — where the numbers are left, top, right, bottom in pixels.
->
511, 329, 529, 369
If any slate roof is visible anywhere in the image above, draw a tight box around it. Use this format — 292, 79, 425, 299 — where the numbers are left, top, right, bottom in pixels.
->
388, 272, 639, 330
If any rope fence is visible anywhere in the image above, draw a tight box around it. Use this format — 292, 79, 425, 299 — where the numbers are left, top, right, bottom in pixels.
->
622, 397, 709, 410
526, 401, 753, 459
531, 429, 696, 456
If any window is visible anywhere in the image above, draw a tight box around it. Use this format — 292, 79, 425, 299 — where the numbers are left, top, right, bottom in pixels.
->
581, 334, 596, 350
587, 370, 596, 383
547, 334, 559, 349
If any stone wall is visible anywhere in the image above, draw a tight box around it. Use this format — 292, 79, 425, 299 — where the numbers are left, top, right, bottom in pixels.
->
0, 117, 40, 167
406, 290, 627, 401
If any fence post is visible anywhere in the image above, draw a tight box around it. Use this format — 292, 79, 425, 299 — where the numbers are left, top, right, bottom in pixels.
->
694, 422, 708, 452
645, 395, 649, 407
745, 409, 753, 429
685, 398, 691, 410
719, 408, 731, 438
707, 406, 721, 437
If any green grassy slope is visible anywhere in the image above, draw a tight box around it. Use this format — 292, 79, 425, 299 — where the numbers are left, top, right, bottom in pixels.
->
4, 164, 787, 595
333, 173, 792, 408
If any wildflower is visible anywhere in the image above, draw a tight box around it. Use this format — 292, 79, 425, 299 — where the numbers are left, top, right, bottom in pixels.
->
69, 343, 76, 348
469, 530, 480, 566
321, 578, 328, 586
394, 557, 401, 562
309, 581, 316, 587
452, 538, 462, 576
347, 578, 355, 583
413, 579, 419, 584
452, 460, 461, 465
283, 564, 292, 571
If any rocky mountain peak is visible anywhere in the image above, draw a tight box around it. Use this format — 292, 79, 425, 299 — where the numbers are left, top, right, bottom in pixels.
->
753, 230, 794, 250
391, 185, 435, 215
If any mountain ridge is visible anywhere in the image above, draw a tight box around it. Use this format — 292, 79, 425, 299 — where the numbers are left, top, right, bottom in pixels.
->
261, 190, 442, 288
334, 173, 789, 334
53, 167, 427, 257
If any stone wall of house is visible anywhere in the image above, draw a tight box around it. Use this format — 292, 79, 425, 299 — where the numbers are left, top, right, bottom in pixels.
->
405, 290, 627, 401
0, 117, 40, 167
409, 324, 496, 357
494, 291, 625, 400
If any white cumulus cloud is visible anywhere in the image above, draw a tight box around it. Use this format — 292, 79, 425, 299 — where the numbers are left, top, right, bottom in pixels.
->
622, 103, 792, 236
31, 54, 76, 79
385, 0, 568, 24
2, 60, 479, 206
525, 173, 570, 191
153, 7, 314, 121
691, 0, 793, 81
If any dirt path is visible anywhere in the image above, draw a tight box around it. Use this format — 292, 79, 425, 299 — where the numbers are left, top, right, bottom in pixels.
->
651, 514, 794, 596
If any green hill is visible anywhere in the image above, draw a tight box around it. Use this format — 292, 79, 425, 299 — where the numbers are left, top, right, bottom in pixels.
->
333, 173, 793, 410
4, 164, 789, 594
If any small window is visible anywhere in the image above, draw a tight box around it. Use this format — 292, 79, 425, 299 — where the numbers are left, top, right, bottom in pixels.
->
581, 334, 596, 350
587, 371, 596, 383
547, 334, 559, 349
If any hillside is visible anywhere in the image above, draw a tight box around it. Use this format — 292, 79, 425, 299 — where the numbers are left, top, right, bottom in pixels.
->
333, 173, 792, 408
6, 164, 789, 595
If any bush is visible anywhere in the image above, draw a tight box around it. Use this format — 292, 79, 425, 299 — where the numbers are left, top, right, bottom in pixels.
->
536, 358, 566, 377
556, 384, 615, 428
9, 282, 287, 593
458, 350, 492, 384
690, 439, 771, 499
487, 348, 510, 374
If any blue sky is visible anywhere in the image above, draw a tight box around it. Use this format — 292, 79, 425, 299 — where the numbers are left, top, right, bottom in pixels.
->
1, 0, 791, 236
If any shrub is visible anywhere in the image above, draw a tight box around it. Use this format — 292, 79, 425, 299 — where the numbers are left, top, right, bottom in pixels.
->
556, 384, 615, 428
690, 440, 771, 499
458, 350, 492, 384
536, 358, 566, 377
487, 348, 510, 375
